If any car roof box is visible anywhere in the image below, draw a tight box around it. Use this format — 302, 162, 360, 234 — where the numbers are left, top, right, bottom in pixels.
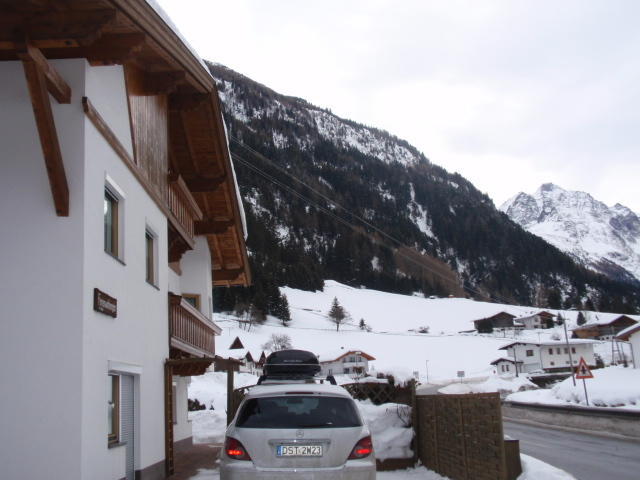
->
262, 349, 321, 378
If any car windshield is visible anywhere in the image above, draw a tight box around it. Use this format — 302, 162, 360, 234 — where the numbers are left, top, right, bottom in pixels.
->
236, 395, 362, 429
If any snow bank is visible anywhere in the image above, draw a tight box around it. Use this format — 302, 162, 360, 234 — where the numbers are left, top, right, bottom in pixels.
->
189, 410, 228, 444
435, 375, 536, 396
357, 401, 413, 461
507, 366, 640, 409
189, 372, 258, 410
518, 454, 576, 479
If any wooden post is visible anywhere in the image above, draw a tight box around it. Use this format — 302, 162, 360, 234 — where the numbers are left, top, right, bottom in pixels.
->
410, 380, 418, 466
226, 365, 235, 425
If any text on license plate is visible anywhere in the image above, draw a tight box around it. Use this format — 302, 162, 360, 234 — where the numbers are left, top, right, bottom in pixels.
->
276, 445, 323, 457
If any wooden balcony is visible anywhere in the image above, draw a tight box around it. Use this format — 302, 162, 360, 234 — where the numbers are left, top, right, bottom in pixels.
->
167, 174, 203, 262
169, 293, 221, 358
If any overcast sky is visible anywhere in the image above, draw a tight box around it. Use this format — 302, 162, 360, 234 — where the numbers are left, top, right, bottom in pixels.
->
158, 0, 640, 213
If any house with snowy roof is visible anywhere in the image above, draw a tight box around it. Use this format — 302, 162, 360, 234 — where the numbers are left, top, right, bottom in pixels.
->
497, 339, 597, 374
0, 1, 251, 478
572, 314, 639, 340
473, 311, 517, 331
617, 323, 640, 369
514, 311, 556, 330
490, 358, 523, 378
318, 349, 376, 377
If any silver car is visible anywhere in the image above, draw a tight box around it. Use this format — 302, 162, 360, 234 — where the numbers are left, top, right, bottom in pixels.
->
220, 383, 376, 480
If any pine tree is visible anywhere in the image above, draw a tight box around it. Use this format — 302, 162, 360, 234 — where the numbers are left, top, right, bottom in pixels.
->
359, 318, 366, 330
328, 297, 348, 331
576, 311, 586, 326
277, 294, 291, 326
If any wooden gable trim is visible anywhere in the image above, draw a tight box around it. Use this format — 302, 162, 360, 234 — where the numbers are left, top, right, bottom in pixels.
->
17, 42, 71, 104
106, 0, 213, 93
21, 47, 69, 216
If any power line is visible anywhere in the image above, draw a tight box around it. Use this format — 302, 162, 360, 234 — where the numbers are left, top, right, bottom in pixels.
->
229, 137, 517, 305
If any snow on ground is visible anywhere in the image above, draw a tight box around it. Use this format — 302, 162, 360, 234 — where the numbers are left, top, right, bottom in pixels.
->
356, 401, 413, 460
435, 375, 537, 396
189, 373, 413, 460
507, 365, 640, 410
518, 454, 576, 479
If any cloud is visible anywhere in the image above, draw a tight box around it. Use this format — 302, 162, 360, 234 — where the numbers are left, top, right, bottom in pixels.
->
157, 0, 640, 212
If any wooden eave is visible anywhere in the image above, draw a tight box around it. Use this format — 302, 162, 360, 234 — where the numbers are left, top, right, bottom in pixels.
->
169, 93, 251, 287
1, 0, 250, 286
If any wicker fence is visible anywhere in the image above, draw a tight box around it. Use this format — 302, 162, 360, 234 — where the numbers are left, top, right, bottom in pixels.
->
414, 392, 520, 480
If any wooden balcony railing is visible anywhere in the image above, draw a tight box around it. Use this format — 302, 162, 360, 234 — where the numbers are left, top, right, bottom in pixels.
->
169, 293, 221, 358
167, 174, 203, 245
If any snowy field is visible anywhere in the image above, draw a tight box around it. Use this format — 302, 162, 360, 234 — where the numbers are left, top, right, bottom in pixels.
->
507, 365, 640, 410
214, 280, 627, 384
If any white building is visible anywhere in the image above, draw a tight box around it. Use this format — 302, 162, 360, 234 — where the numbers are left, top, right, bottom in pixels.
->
0, 2, 250, 479
617, 324, 640, 369
498, 340, 597, 374
513, 311, 556, 330
490, 358, 522, 378
318, 350, 376, 377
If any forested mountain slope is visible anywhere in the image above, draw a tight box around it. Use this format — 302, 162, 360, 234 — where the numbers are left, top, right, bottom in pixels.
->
209, 63, 639, 314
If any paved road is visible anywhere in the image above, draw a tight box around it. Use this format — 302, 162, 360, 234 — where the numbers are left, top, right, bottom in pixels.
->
504, 420, 640, 480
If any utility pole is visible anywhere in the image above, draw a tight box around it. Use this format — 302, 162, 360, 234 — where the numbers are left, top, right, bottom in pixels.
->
425, 360, 429, 384
561, 313, 576, 386
513, 346, 519, 377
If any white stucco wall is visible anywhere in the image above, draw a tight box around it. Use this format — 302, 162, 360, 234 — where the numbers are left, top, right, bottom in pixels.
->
630, 333, 640, 369
173, 376, 192, 443
179, 236, 213, 319
81, 63, 169, 478
539, 344, 595, 370
0, 60, 86, 480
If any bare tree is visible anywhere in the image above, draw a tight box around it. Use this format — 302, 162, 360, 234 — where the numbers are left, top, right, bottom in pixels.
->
262, 334, 292, 352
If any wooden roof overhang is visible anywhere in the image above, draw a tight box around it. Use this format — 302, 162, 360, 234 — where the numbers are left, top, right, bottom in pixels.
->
1, 0, 250, 287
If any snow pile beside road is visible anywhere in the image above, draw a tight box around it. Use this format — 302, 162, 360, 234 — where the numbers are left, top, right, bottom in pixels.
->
357, 401, 413, 460
518, 454, 576, 479
190, 410, 228, 444
189, 371, 258, 410
436, 375, 536, 396
552, 366, 640, 408
507, 366, 640, 409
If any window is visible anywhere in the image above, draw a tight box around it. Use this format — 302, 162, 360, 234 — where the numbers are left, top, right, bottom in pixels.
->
571, 347, 576, 354
235, 396, 361, 429
550, 361, 555, 366
104, 188, 119, 257
526, 350, 534, 357
145, 228, 157, 286
108, 374, 120, 444
183, 294, 200, 309
548, 348, 553, 355
564, 348, 569, 354
556, 348, 561, 354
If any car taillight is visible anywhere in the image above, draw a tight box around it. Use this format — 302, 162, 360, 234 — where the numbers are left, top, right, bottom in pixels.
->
225, 436, 251, 461
348, 435, 373, 459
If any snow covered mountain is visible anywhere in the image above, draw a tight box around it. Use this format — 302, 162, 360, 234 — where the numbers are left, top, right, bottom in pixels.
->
500, 183, 640, 284
208, 63, 640, 312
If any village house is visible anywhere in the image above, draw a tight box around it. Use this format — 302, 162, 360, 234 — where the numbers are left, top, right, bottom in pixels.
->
0, 2, 250, 479
572, 314, 639, 340
617, 323, 640, 369
215, 337, 266, 374
497, 340, 597, 374
490, 358, 523, 378
514, 310, 556, 329
473, 311, 517, 332
318, 349, 376, 377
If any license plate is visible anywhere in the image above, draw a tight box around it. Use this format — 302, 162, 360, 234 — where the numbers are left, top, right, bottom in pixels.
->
276, 445, 323, 457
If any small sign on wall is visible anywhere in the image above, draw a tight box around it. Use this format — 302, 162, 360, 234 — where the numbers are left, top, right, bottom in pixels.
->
94, 288, 117, 318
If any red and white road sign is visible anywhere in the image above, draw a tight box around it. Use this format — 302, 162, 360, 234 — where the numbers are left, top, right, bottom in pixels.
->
574, 357, 594, 379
